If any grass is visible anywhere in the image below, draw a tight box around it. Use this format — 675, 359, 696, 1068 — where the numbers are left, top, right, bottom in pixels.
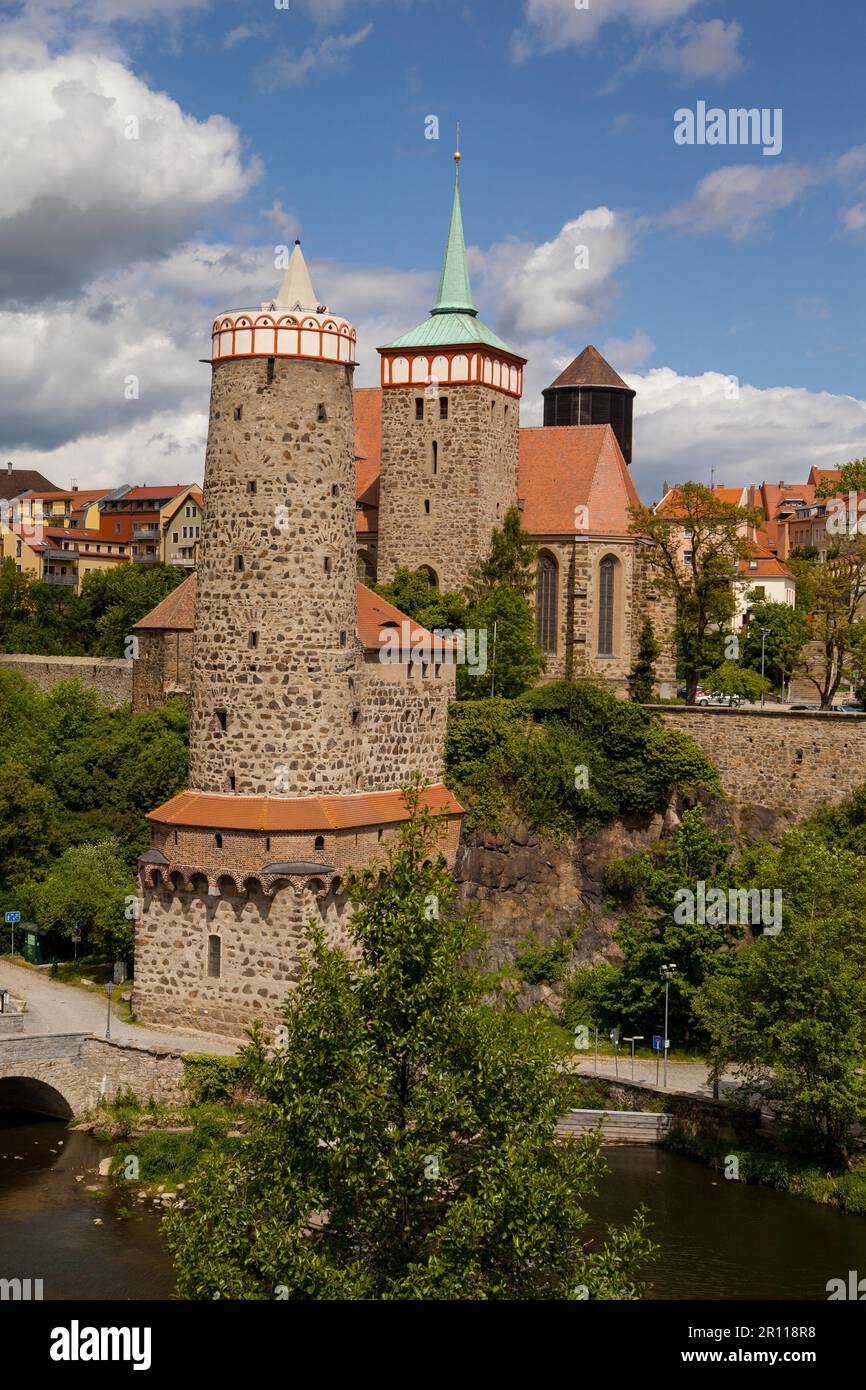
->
543, 1018, 706, 1066
666, 1131, 866, 1216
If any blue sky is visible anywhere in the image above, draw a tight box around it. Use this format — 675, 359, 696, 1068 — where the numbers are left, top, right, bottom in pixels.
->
2, 0, 865, 500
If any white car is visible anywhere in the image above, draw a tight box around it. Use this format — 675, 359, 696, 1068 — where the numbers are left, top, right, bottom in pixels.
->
695, 690, 742, 708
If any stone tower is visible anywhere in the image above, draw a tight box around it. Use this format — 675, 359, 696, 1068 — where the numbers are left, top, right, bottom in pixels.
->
376, 150, 527, 592
189, 241, 358, 799
135, 245, 463, 1037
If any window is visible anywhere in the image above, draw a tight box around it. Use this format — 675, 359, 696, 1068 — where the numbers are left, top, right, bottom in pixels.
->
247, 481, 257, 495
317, 403, 327, 422
227, 772, 236, 792
267, 357, 275, 385
439, 397, 448, 421
214, 833, 223, 849
233, 406, 242, 421
332, 484, 339, 497
314, 835, 325, 852
536, 552, 558, 654
249, 631, 258, 649
598, 557, 616, 657
415, 398, 424, 421
424, 499, 430, 514
340, 631, 347, 647
432, 441, 438, 475
234, 555, 244, 572
173, 531, 179, 543
324, 555, 332, 575
216, 709, 227, 731
207, 934, 221, 979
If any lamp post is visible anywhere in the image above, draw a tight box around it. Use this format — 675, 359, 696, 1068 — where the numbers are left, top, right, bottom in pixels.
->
105, 980, 114, 1041
660, 964, 677, 1088
760, 627, 770, 707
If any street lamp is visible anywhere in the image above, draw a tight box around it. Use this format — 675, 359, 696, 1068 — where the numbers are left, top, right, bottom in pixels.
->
660, 964, 677, 1088
624, 1035, 645, 1081
760, 627, 770, 708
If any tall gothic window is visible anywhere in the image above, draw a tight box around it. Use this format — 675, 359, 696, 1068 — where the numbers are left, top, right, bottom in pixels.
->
536, 552, 558, 654
598, 556, 616, 656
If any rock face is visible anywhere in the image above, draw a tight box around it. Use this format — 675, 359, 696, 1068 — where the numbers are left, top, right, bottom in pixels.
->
453, 788, 793, 1009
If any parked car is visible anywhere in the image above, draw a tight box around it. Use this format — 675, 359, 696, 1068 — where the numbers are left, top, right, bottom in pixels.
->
695, 690, 742, 708
789, 703, 819, 711
837, 701, 865, 712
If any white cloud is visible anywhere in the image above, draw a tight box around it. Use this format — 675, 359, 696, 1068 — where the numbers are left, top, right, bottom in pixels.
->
627, 367, 866, 501
257, 24, 373, 89
512, 0, 701, 61
601, 330, 655, 370
662, 163, 817, 241
472, 207, 636, 342
0, 42, 260, 303
607, 18, 746, 87
842, 203, 866, 232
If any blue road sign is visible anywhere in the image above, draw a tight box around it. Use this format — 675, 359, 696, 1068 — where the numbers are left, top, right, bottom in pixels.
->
652, 1034, 664, 1052
4, 912, 20, 924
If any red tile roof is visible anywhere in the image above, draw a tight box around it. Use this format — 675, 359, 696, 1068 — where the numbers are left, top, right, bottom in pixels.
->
518, 424, 641, 535
148, 783, 463, 832
122, 485, 196, 501
133, 574, 197, 630
133, 574, 455, 652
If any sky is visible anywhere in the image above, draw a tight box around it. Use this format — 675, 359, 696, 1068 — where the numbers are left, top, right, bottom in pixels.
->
1, 0, 865, 503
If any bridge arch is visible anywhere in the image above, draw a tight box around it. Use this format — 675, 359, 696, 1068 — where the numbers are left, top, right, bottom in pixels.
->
0, 1075, 74, 1119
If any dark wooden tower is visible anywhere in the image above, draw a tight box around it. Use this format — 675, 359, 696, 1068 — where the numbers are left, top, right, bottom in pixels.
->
542, 344, 636, 463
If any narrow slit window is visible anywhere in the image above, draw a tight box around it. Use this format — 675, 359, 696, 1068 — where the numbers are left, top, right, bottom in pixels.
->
266, 358, 275, 385
432, 441, 438, 475
314, 835, 325, 852
439, 396, 448, 421
227, 772, 236, 792
234, 555, 244, 572
317, 403, 327, 422
424, 499, 431, 514
324, 555, 332, 575
415, 398, 424, 421
207, 934, 221, 979
249, 631, 258, 649
214, 833, 223, 849
247, 480, 257, 494
233, 406, 243, 421
216, 709, 228, 731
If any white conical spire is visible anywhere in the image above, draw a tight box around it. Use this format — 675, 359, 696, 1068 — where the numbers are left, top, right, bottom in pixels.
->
272, 239, 320, 312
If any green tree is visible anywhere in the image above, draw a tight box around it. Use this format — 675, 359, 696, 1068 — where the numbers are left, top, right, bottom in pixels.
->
788, 538, 866, 707
627, 618, 660, 703
462, 581, 544, 698
466, 505, 537, 600
0, 760, 57, 886
22, 839, 135, 959
702, 661, 770, 703
630, 484, 759, 701
739, 601, 809, 695
166, 788, 655, 1300
814, 458, 866, 498
79, 562, 187, 657
374, 567, 467, 634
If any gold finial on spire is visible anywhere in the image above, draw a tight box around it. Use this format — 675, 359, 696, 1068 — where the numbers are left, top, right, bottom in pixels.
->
454, 122, 461, 163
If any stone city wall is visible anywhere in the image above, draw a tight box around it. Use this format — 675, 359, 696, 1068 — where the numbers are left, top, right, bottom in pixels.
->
0, 654, 132, 705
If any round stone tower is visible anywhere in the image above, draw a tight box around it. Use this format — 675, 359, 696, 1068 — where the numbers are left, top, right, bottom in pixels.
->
189, 242, 359, 798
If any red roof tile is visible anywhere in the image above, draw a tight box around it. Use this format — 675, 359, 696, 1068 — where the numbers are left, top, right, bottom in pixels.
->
547, 345, 632, 392
518, 424, 640, 535
133, 574, 197, 631
148, 783, 463, 832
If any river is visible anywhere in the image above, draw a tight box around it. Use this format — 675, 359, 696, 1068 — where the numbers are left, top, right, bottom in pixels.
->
2, 1112, 864, 1300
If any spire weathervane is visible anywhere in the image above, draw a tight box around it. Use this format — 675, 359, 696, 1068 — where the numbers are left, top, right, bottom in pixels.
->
454, 122, 461, 164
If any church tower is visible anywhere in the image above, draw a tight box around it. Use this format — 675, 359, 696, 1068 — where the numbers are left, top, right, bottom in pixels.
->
134, 244, 462, 1037
376, 149, 526, 592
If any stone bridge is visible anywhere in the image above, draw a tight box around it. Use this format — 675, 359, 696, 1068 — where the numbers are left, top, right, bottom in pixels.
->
0, 1034, 187, 1119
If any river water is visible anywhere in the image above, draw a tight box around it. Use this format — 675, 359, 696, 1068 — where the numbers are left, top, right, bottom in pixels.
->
2, 1112, 864, 1301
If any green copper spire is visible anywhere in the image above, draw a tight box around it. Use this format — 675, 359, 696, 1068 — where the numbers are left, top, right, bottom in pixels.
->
432, 154, 477, 317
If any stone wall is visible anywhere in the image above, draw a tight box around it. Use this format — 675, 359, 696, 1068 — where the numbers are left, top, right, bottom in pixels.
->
0, 654, 132, 706
376, 384, 519, 592
357, 649, 453, 789
649, 706, 866, 816
577, 1074, 761, 1144
0, 1033, 186, 1117
132, 629, 192, 711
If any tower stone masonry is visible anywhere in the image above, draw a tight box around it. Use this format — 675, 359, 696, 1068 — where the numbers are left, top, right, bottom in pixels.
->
376, 150, 526, 593
135, 243, 463, 1038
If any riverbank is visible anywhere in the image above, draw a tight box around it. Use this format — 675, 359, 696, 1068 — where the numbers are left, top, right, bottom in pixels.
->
665, 1131, 866, 1216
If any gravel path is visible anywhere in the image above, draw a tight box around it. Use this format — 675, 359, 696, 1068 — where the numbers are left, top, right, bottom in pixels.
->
0, 959, 237, 1055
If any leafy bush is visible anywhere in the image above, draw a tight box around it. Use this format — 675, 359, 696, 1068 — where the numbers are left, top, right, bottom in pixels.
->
182, 1054, 246, 1105
515, 934, 573, 985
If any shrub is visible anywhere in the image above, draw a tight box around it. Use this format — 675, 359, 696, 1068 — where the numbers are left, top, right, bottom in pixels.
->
182, 1054, 245, 1104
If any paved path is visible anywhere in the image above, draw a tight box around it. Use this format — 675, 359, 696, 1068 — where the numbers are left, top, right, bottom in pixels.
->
0, 959, 237, 1055
572, 1056, 739, 1099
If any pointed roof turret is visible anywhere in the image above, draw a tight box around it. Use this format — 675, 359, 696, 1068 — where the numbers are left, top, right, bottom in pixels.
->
548, 345, 631, 391
269, 239, 320, 313
432, 158, 476, 317
382, 148, 520, 357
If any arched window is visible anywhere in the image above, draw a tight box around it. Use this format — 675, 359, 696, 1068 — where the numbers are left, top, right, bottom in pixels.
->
536, 552, 558, 654
420, 565, 438, 589
207, 934, 221, 979
598, 556, 616, 656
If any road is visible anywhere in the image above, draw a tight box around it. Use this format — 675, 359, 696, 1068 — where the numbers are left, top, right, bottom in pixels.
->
0, 958, 237, 1055
572, 1055, 739, 1098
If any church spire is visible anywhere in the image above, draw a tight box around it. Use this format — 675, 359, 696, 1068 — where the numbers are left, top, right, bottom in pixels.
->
432, 137, 477, 318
